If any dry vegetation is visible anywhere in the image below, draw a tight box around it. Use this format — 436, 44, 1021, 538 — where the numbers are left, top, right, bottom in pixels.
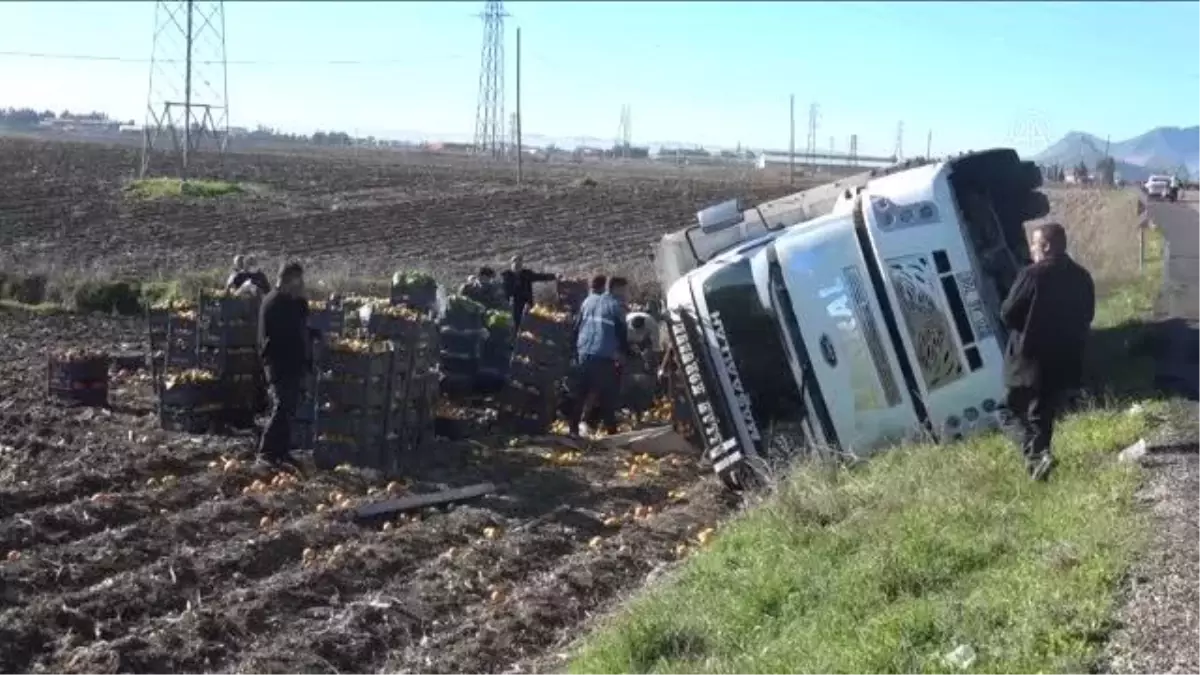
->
1031, 186, 1146, 288
0, 137, 1156, 673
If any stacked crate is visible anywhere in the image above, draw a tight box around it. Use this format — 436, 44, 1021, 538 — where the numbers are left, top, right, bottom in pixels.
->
439, 296, 488, 398
147, 303, 200, 395
159, 369, 222, 433
311, 305, 440, 474
313, 337, 398, 471
499, 305, 573, 434
477, 310, 514, 390
294, 298, 347, 449
197, 291, 262, 427
371, 307, 440, 473
389, 272, 439, 314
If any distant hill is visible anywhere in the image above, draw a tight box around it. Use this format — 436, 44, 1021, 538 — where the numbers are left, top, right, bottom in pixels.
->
1033, 126, 1199, 181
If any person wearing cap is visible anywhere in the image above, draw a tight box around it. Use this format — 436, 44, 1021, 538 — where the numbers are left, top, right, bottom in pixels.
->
500, 254, 557, 327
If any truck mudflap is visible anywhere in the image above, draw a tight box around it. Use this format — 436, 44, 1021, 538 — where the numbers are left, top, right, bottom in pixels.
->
665, 308, 754, 488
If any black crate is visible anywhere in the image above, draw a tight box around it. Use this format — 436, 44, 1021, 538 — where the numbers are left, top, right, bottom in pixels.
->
389, 284, 438, 313
159, 379, 220, 408
199, 345, 260, 375
517, 313, 573, 344
555, 279, 590, 314
440, 327, 486, 357
308, 306, 346, 337
159, 402, 222, 434
498, 379, 559, 434
324, 346, 395, 380
318, 377, 395, 410
199, 293, 260, 322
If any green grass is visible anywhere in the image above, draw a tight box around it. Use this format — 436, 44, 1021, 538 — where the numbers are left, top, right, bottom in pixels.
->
568, 232, 1167, 674
124, 177, 245, 200
0, 299, 68, 315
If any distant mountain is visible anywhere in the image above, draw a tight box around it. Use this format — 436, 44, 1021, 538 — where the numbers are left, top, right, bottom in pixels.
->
1033, 126, 1199, 180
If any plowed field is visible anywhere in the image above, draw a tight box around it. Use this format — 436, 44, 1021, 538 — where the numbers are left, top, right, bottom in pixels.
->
0, 136, 803, 284
0, 307, 739, 673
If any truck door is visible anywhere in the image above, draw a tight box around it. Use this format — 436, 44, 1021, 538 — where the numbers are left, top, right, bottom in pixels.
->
857, 166, 1008, 440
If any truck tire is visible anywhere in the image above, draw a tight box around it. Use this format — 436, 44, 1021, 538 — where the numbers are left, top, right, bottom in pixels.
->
950, 150, 1042, 193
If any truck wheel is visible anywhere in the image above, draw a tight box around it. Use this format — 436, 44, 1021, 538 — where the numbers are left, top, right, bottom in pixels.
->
950, 150, 1042, 193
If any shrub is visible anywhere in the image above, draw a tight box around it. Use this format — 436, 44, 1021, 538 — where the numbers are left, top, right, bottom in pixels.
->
0, 273, 48, 305
71, 280, 143, 315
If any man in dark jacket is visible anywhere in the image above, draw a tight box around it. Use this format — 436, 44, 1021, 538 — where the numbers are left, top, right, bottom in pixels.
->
258, 261, 311, 468
568, 277, 633, 437
501, 254, 557, 327
1000, 222, 1095, 481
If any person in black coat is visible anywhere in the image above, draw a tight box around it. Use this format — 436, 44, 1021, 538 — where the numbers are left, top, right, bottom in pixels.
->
258, 261, 311, 469
500, 254, 557, 327
1000, 222, 1095, 481
227, 254, 272, 295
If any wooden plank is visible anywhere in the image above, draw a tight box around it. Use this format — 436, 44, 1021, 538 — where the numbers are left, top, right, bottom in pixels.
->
353, 482, 497, 520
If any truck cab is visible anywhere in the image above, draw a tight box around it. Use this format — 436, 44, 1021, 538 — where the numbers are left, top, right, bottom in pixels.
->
663, 149, 1048, 489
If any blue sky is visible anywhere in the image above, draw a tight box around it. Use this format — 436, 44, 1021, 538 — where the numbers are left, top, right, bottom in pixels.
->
0, 1, 1196, 156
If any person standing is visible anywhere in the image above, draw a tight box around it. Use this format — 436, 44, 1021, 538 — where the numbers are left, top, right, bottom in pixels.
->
1000, 222, 1095, 481
258, 262, 311, 469
501, 254, 557, 327
568, 277, 633, 437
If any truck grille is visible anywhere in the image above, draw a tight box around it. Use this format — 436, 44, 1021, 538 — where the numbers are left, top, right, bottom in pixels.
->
844, 267, 902, 406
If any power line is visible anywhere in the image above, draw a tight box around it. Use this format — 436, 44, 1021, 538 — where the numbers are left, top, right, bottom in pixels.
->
0, 49, 432, 67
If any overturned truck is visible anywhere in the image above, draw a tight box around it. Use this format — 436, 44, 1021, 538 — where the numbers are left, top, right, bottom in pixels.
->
658, 149, 1048, 490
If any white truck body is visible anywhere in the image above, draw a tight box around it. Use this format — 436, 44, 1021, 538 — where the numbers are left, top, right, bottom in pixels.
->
662, 150, 1045, 488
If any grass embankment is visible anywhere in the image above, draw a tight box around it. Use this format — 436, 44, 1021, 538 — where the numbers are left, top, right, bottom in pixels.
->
124, 177, 245, 200
570, 219, 1165, 673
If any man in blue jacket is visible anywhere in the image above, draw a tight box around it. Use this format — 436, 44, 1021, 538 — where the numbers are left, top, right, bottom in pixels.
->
568, 276, 633, 437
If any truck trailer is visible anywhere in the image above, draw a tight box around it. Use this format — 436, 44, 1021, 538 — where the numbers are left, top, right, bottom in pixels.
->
658, 149, 1049, 490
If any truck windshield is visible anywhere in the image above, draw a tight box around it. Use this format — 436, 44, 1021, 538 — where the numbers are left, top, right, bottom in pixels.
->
701, 259, 805, 434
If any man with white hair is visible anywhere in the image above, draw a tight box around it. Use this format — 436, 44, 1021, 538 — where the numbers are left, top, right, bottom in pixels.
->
626, 311, 660, 352
227, 254, 272, 296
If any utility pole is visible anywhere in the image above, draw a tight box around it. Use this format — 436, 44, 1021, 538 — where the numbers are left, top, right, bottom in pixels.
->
926, 129, 932, 159
515, 26, 522, 182
849, 134, 858, 167
140, 0, 229, 178
894, 121, 904, 162
789, 94, 795, 185
806, 102, 819, 168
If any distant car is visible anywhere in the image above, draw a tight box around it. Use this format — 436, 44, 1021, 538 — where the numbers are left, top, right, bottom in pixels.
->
1144, 175, 1172, 200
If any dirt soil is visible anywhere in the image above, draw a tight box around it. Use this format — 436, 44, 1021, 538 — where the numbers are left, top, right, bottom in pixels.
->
0, 137, 806, 285
0, 307, 739, 673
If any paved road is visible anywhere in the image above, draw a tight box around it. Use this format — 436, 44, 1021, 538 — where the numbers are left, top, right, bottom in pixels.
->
1148, 196, 1199, 321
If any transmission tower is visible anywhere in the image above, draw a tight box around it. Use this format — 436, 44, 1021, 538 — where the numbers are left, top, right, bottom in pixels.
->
893, 121, 905, 162
615, 104, 632, 157
805, 102, 819, 167
473, 0, 508, 157
140, 0, 229, 178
